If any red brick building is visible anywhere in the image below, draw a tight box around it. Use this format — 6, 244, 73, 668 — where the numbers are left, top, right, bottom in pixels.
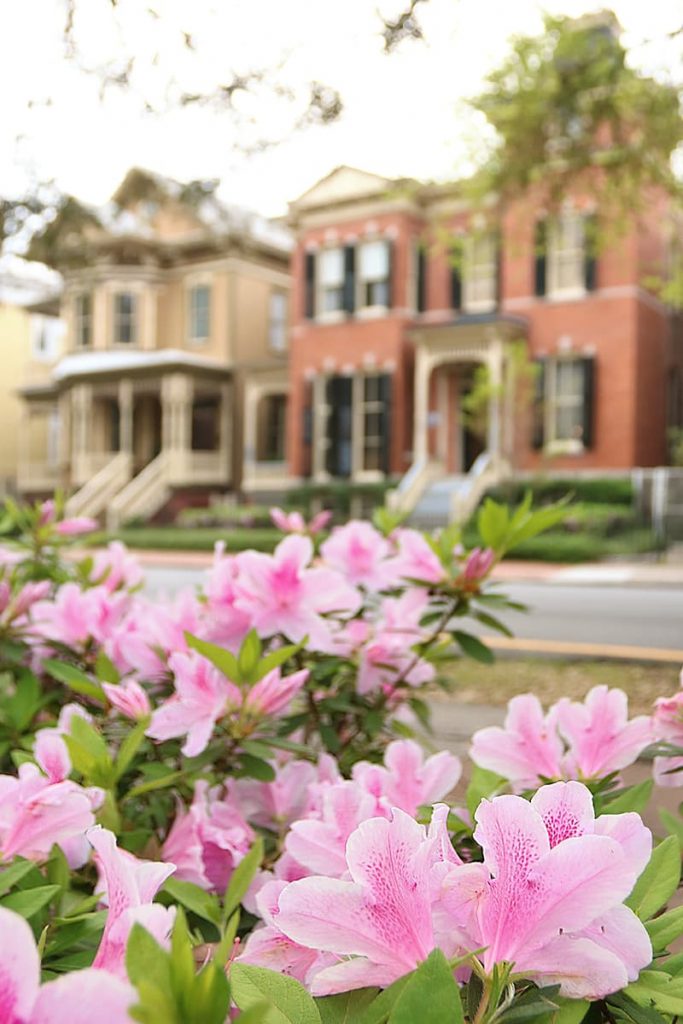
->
286, 166, 683, 519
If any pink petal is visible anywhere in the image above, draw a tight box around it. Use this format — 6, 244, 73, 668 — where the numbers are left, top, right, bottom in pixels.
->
530, 781, 594, 846
579, 904, 652, 984
308, 956, 406, 996
34, 731, 71, 783
29, 969, 135, 1023
0, 907, 40, 1022
513, 934, 629, 999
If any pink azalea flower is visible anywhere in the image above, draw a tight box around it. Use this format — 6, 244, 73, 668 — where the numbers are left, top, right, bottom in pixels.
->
0, 763, 97, 863
243, 667, 308, 717
54, 516, 99, 536
389, 528, 446, 584
274, 807, 457, 995
31, 583, 129, 649
352, 740, 461, 817
235, 535, 361, 647
162, 781, 255, 892
471, 687, 652, 789
0, 907, 135, 1023
270, 508, 332, 536
320, 522, 394, 590
10, 580, 51, 621
554, 686, 653, 779
233, 757, 337, 831
103, 680, 152, 721
39, 498, 56, 525
89, 826, 176, 977
146, 651, 240, 756
285, 780, 383, 878
651, 673, 683, 786
439, 781, 652, 999
33, 729, 72, 783
202, 551, 253, 650
91, 541, 144, 592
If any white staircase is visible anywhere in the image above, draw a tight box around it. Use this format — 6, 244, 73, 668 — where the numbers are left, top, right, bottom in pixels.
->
391, 452, 508, 528
106, 452, 172, 531
66, 453, 132, 521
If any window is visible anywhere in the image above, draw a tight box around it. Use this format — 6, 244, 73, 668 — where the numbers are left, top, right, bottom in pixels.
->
463, 232, 497, 312
548, 212, 586, 296
189, 285, 211, 343
191, 397, 220, 451
114, 292, 137, 344
361, 374, 385, 471
269, 291, 288, 352
318, 248, 345, 315
545, 358, 590, 450
75, 293, 92, 348
31, 315, 63, 361
260, 394, 287, 461
358, 240, 390, 309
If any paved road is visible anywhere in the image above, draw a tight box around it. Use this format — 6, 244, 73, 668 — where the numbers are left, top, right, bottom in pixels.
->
142, 563, 683, 656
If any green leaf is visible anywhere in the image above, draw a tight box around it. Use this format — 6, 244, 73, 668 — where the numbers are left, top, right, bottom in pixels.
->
238, 630, 263, 682
238, 753, 276, 782
43, 659, 104, 701
115, 718, 149, 780
95, 650, 121, 684
231, 963, 322, 1024
388, 950, 462, 1024
0, 883, 61, 918
626, 836, 681, 920
317, 989, 380, 1023
659, 808, 683, 844
125, 769, 186, 800
477, 498, 510, 551
185, 633, 240, 680
256, 644, 301, 680
466, 764, 506, 821
224, 836, 264, 921
601, 780, 654, 815
626, 970, 683, 1016
357, 976, 412, 1024
646, 906, 683, 952
126, 922, 173, 991
163, 877, 221, 926
452, 630, 494, 664
0, 859, 35, 896
7, 669, 41, 731
607, 991, 667, 1024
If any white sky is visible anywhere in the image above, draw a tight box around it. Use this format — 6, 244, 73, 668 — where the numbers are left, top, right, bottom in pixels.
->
2, 0, 683, 222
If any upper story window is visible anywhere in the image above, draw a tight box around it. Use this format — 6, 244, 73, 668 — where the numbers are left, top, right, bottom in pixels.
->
74, 293, 92, 348
31, 315, 64, 362
189, 284, 211, 344
113, 292, 137, 345
318, 248, 345, 315
358, 240, 391, 310
548, 212, 587, 297
535, 356, 595, 453
463, 232, 498, 313
269, 291, 288, 352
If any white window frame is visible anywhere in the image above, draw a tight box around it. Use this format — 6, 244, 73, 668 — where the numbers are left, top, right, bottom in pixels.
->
74, 293, 93, 349
356, 239, 391, 317
545, 357, 585, 454
316, 247, 345, 322
547, 211, 586, 300
31, 315, 63, 362
268, 291, 288, 352
463, 232, 497, 313
113, 291, 138, 345
358, 373, 385, 474
188, 283, 211, 345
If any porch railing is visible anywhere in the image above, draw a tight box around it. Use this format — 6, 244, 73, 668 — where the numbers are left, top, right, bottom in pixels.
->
66, 453, 132, 520
107, 452, 171, 531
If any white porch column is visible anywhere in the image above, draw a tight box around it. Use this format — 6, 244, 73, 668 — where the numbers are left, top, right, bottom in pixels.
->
312, 375, 327, 479
412, 345, 432, 464
161, 374, 193, 483
71, 383, 93, 483
219, 382, 232, 479
486, 340, 505, 460
118, 378, 134, 456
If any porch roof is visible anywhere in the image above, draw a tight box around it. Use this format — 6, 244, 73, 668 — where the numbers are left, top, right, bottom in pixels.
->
51, 348, 231, 383
410, 312, 527, 342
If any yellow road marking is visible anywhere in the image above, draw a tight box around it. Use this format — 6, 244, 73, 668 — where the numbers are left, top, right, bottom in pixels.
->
482, 635, 683, 663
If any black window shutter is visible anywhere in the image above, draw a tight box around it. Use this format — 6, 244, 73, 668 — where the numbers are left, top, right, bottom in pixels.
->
416, 244, 427, 312
450, 262, 462, 311
581, 357, 596, 448
534, 220, 547, 297
378, 373, 393, 475
386, 240, 395, 309
325, 376, 353, 477
532, 358, 547, 450
304, 252, 316, 319
343, 245, 356, 314
584, 214, 598, 292
495, 232, 502, 308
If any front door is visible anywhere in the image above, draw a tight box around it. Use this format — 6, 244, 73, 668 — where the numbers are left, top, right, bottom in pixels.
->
460, 372, 485, 472
324, 375, 353, 478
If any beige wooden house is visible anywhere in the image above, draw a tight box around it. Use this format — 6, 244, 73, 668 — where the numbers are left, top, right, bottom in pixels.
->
18, 170, 291, 526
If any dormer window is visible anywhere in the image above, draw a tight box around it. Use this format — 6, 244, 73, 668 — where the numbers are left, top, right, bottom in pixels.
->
75, 293, 92, 348
318, 248, 345, 314
358, 240, 390, 310
114, 292, 137, 345
189, 284, 211, 344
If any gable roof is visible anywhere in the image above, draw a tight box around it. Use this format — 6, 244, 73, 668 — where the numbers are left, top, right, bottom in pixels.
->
290, 165, 412, 212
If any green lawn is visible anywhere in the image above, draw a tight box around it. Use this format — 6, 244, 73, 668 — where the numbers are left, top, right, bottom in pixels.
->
90, 526, 281, 553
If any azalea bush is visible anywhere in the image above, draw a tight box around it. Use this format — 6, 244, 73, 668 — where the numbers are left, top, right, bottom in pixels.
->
2, 494, 683, 1022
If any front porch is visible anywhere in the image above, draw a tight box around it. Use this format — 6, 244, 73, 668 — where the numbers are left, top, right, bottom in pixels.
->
19, 357, 233, 525
391, 315, 525, 524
